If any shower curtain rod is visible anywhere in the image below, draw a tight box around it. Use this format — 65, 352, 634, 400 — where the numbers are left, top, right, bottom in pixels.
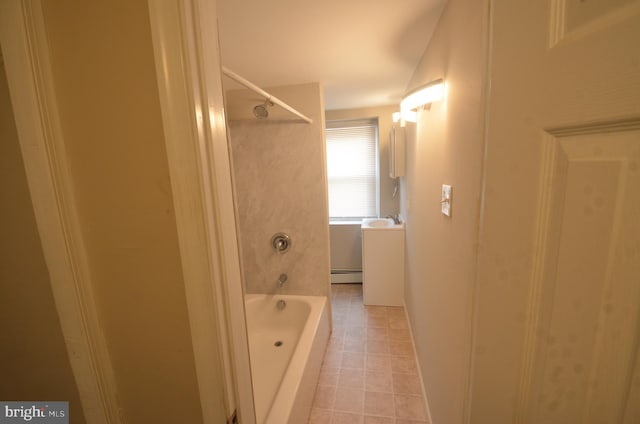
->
222, 66, 313, 124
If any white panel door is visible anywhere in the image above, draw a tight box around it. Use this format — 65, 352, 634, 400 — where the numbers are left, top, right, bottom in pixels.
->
472, 1, 640, 423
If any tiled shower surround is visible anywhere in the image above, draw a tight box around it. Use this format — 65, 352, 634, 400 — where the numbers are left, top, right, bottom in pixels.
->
226, 83, 331, 297
310, 284, 429, 424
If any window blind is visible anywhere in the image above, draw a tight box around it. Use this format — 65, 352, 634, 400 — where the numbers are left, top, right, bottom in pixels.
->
325, 119, 378, 219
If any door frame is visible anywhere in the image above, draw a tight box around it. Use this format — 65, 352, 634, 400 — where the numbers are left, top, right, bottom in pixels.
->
146, 0, 255, 422
0, 0, 254, 423
0, 2, 120, 423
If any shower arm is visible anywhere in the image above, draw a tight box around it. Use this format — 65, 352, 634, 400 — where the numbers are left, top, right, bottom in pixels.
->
222, 66, 313, 124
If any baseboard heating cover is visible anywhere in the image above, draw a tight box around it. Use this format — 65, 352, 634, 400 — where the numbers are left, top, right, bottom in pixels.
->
331, 270, 362, 284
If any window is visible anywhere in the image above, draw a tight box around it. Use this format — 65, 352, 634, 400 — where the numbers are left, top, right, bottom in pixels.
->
325, 119, 379, 219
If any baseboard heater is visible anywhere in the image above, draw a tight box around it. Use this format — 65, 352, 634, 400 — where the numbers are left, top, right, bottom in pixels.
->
331, 269, 362, 284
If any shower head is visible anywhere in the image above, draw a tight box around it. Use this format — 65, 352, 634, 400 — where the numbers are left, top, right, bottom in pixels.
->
253, 99, 273, 119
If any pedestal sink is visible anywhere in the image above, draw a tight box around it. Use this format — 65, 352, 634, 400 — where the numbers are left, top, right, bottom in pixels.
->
361, 218, 405, 306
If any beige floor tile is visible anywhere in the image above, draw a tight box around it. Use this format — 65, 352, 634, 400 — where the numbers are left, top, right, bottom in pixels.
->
365, 305, 388, 316
367, 338, 391, 354
390, 355, 418, 374
349, 316, 367, 327
333, 386, 364, 413
388, 318, 409, 330
338, 367, 364, 389
390, 340, 414, 357
367, 326, 389, 340
392, 373, 423, 395
344, 337, 366, 353
386, 307, 405, 320
341, 351, 366, 369
308, 408, 332, 424
394, 394, 427, 421
364, 391, 395, 417
346, 326, 367, 339
349, 309, 367, 321
318, 366, 339, 386
332, 411, 364, 424
367, 314, 388, 328
389, 327, 411, 341
364, 416, 395, 424
365, 370, 393, 392
365, 353, 392, 374
326, 335, 345, 353
331, 325, 347, 339
322, 350, 342, 368
313, 385, 336, 409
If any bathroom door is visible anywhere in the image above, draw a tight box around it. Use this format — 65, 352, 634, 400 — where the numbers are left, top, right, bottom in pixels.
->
471, 0, 640, 423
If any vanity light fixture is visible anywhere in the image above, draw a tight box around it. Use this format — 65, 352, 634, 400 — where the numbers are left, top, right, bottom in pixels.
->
400, 78, 444, 112
393, 78, 444, 127
392, 111, 417, 125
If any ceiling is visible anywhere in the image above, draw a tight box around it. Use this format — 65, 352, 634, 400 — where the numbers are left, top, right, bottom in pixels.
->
216, 0, 447, 111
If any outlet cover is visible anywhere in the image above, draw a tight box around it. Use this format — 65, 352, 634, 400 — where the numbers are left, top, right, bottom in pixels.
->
441, 184, 452, 216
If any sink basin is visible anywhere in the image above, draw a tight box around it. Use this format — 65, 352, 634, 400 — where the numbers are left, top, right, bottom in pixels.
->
366, 218, 395, 228
361, 218, 402, 229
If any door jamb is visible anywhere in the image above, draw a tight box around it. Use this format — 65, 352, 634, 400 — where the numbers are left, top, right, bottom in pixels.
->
147, 1, 255, 423
0, 2, 121, 423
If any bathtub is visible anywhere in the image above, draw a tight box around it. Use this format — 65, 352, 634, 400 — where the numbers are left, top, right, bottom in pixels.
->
244, 294, 329, 424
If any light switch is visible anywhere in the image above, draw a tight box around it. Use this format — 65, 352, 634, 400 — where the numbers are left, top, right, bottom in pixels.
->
441, 184, 452, 216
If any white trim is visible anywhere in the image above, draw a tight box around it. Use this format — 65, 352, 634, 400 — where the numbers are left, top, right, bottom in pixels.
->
0, 1, 121, 423
403, 302, 434, 424
465, 1, 493, 423
147, 1, 255, 423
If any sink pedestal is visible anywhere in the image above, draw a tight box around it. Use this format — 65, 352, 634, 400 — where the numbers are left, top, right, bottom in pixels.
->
361, 220, 405, 306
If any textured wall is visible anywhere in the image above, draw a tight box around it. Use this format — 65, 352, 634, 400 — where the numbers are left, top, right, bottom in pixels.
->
226, 83, 331, 297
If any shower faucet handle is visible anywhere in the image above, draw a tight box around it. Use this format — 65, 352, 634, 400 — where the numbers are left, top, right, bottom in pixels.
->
271, 233, 291, 254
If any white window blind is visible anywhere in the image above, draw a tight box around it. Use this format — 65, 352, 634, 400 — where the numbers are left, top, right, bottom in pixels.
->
325, 119, 379, 219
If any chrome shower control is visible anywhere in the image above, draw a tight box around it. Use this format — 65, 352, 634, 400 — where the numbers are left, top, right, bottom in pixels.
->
271, 233, 291, 254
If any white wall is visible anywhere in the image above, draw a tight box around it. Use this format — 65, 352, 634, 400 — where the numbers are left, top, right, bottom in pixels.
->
329, 223, 362, 272
400, 0, 489, 422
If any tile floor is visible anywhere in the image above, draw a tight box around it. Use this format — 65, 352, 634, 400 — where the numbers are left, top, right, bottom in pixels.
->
309, 283, 429, 424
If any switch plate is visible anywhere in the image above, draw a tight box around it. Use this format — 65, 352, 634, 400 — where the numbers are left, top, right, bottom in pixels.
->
441, 184, 452, 216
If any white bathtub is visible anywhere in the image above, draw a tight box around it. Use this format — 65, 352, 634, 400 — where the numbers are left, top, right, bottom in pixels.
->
245, 294, 329, 424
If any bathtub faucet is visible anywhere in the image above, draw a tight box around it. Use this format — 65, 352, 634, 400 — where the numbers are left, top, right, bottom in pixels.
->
277, 273, 288, 288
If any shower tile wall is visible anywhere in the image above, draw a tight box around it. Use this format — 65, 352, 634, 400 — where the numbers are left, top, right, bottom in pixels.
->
226, 83, 331, 296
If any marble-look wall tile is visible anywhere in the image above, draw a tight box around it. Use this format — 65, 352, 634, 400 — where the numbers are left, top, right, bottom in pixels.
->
226, 83, 331, 297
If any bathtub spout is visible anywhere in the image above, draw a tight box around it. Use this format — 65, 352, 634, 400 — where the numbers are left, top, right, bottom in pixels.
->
277, 273, 288, 288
